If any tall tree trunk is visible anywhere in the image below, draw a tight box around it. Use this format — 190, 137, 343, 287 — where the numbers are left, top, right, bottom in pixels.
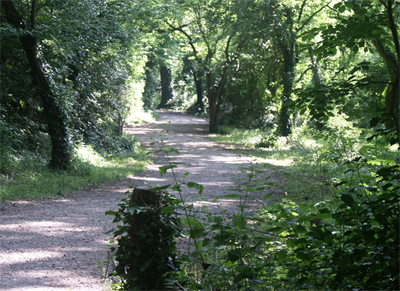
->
192, 68, 205, 113
159, 65, 173, 109
206, 73, 220, 133
2, 1, 71, 170
142, 56, 156, 111
206, 69, 228, 133
372, 39, 399, 147
358, 1, 399, 147
308, 46, 324, 130
278, 42, 295, 137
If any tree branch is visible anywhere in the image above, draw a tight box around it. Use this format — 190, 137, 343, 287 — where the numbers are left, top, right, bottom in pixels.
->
165, 21, 202, 66
31, 0, 36, 28
296, 2, 332, 33
372, 38, 398, 76
378, 0, 388, 9
297, 0, 307, 23
296, 67, 312, 83
2, 1, 26, 29
386, 0, 400, 63
225, 34, 232, 63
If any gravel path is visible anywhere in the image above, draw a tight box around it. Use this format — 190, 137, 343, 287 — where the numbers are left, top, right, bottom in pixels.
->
0, 111, 278, 290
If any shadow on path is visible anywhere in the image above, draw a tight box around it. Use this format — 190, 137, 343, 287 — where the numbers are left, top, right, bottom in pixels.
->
0, 111, 277, 290
124, 111, 277, 213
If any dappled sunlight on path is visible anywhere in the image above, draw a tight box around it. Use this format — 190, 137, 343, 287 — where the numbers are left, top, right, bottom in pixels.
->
0, 110, 279, 290
124, 111, 278, 213
0, 187, 124, 290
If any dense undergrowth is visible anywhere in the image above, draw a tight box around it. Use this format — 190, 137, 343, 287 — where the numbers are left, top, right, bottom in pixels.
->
107, 115, 399, 290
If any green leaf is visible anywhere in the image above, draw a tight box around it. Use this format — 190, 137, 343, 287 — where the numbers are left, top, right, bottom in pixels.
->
181, 217, 206, 238
345, 1, 353, 9
263, 193, 273, 200
315, 212, 331, 219
233, 216, 247, 227
310, 227, 324, 240
338, 5, 346, 13
266, 226, 282, 233
171, 184, 182, 192
369, 116, 382, 127
187, 182, 204, 195
159, 165, 177, 176
161, 206, 176, 214
147, 185, 171, 191
227, 249, 241, 262
294, 225, 308, 234
341, 194, 354, 207
333, 2, 342, 9
275, 250, 287, 260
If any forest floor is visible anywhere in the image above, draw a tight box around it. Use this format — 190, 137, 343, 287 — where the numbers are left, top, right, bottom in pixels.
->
0, 111, 281, 290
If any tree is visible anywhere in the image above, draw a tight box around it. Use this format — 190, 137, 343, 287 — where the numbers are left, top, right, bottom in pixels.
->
40, 0, 138, 145
2, 0, 71, 170
1, 0, 141, 170
307, 0, 400, 146
159, 64, 174, 108
265, 0, 330, 136
164, 0, 254, 133
181, 54, 205, 113
142, 53, 158, 111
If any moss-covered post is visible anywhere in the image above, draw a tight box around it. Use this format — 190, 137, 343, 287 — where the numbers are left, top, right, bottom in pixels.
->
111, 188, 181, 290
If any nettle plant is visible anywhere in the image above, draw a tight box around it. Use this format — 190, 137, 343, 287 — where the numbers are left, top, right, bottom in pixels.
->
150, 138, 281, 290
261, 157, 399, 290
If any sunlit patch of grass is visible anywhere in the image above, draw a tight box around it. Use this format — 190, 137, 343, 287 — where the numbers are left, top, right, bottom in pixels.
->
0, 142, 150, 202
209, 124, 398, 205
210, 127, 327, 204
126, 109, 156, 124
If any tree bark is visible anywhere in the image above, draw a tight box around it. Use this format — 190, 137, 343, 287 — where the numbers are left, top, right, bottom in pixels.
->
278, 41, 295, 136
308, 46, 324, 130
142, 57, 156, 111
192, 68, 205, 113
2, 0, 71, 170
207, 73, 220, 133
158, 65, 173, 109
372, 39, 399, 146
206, 69, 228, 133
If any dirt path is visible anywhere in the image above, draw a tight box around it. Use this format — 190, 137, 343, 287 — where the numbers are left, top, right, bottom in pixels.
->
0, 111, 278, 290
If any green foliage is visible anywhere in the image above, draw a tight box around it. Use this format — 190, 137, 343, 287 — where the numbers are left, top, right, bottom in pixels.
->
206, 109, 399, 289
1, 0, 142, 171
142, 56, 159, 112
260, 158, 399, 290
175, 164, 280, 291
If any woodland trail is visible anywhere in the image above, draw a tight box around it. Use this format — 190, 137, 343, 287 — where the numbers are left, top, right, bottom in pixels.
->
0, 111, 278, 290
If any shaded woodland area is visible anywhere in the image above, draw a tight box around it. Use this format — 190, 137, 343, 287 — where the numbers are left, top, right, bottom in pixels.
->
1, 0, 399, 168
1, 0, 399, 290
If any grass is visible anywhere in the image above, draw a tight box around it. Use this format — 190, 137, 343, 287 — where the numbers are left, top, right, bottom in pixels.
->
209, 123, 399, 206
0, 139, 150, 202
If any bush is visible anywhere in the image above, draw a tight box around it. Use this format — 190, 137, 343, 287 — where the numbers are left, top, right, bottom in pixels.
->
260, 158, 399, 290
